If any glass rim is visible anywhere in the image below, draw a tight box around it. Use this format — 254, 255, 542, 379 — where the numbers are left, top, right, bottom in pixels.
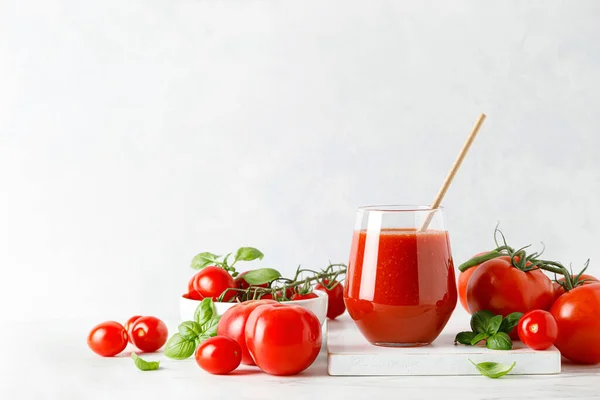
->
357, 204, 444, 212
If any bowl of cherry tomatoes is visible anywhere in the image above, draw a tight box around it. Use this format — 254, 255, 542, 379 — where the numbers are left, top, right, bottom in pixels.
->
180, 290, 328, 325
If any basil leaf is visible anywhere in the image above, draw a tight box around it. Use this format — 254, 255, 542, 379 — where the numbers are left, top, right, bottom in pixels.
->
201, 316, 221, 337
164, 333, 197, 360
499, 312, 523, 334
242, 268, 281, 285
234, 247, 264, 263
486, 332, 513, 350
191, 252, 220, 270
454, 331, 477, 345
470, 310, 495, 334
470, 332, 489, 345
178, 321, 202, 339
485, 315, 503, 335
469, 359, 516, 378
131, 352, 160, 371
194, 298, 217, 326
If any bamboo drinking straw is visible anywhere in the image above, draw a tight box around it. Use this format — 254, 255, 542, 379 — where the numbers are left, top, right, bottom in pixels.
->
418, 113, 487, 232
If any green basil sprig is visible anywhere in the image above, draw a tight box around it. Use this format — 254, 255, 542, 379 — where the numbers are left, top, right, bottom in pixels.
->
469, 359, 516, 378
164, 298, 221, 360
455, 310, 523, 350
131, 353, 160, 371
190, 247, 264, 276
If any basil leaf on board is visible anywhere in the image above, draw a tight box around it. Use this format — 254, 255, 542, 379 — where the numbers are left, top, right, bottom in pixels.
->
499, 312, 524, 334
178, 321, 202, 339
242, 268, 281, 285
470, 310, 495, 334
486, 332, 513, 350
485, 315, 503, 335
131, 352, 160, 371
194, 298, 217, 326
470, 332, 489, 345
190, 252, 220, 270
469, 359, 516, 378
201, 316, 221, 337
455, 331, 477, 345
164, 334, 197, 360
234, 247, 264, 263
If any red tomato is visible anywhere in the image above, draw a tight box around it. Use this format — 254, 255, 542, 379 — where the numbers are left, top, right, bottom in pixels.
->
553, 274, 599, 300
245, 303, 322, 375
217, 299, 277, 365
315, 280, 346, 319
467, 256, 555, 317
183, 291, 204, 301
130, 316, 168, 352
550, 284, 600, 364
292, 292, 318, 300
87, 321, 128, 357
457, 252, 489, 313
124, 315, 142, 344
235, 271, 269, 290
517, 310, 558, 350
190, 266, 237, 302
195, 336, 242, 375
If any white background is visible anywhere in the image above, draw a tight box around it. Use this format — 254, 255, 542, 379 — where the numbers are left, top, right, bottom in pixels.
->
1, 0, 600, 323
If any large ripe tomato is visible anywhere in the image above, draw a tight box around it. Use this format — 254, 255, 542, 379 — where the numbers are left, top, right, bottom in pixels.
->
87, 321, 128, 357
466, 256, 555, 317
195, 336, 242, 375
190, 266, 237, 302
315, 280, 345, 319
217, 299, 277, 365
517, 310, 558, 350
245, 303, 321, 376
553, 274, 599, 300
124, 315, 142, 344
457, 251, 489, 313
130, 316, 169, 353
550, 284, 600, 364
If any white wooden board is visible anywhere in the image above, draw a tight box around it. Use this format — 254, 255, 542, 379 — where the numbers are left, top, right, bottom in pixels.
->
327, 315, 561, 376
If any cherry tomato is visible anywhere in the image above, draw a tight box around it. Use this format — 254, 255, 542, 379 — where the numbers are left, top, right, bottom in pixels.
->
217, 299, 277, 365
553, 274, 599, 300
457, 252, 489, 313
87, 321, 128, 357
130, 316, 168, 352
245, 303, 322, 375
550, 284, 600, 364
467, 256, 555, 317
292, 292, 318, 300
517, 310, 558, 350
190, 266, 237, 302
315, 280, 346, 319
195, 336, 242, 375
124, 315, 142, 344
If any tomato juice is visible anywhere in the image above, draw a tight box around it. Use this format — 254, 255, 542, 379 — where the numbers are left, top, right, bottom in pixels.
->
344, 228, 457, 346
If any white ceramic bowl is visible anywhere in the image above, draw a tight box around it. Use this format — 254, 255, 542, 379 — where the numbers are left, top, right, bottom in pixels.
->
179, 290, 329, 325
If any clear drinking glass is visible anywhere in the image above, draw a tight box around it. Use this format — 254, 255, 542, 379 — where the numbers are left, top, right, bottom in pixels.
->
344, 205, 457, 347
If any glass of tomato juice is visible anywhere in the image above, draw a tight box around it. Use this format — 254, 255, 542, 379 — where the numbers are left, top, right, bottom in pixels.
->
344, 205, 457, 347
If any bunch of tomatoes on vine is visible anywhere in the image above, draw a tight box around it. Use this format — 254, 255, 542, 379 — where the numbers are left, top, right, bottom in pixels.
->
457, 227, 600, 364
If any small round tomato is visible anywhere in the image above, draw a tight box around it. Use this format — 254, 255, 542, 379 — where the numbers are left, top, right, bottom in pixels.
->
245, 303, 322, 375
292, 292, 318, 300
551, 284, 600, 364
553, 274, 599, 300
457, 252, 489, 313
315, 280, 345, 319
124, 315, 142, 344
190, 266, 237, 302
467, 256, 555, 317
195, 336, 242, 375
517, 310, 558, 350
217, 299, 277, 365
130, 316, 168, 352
87, 321, 128, 357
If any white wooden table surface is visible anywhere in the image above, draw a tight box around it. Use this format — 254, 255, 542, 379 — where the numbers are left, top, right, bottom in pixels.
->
2, 309, 599, 400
